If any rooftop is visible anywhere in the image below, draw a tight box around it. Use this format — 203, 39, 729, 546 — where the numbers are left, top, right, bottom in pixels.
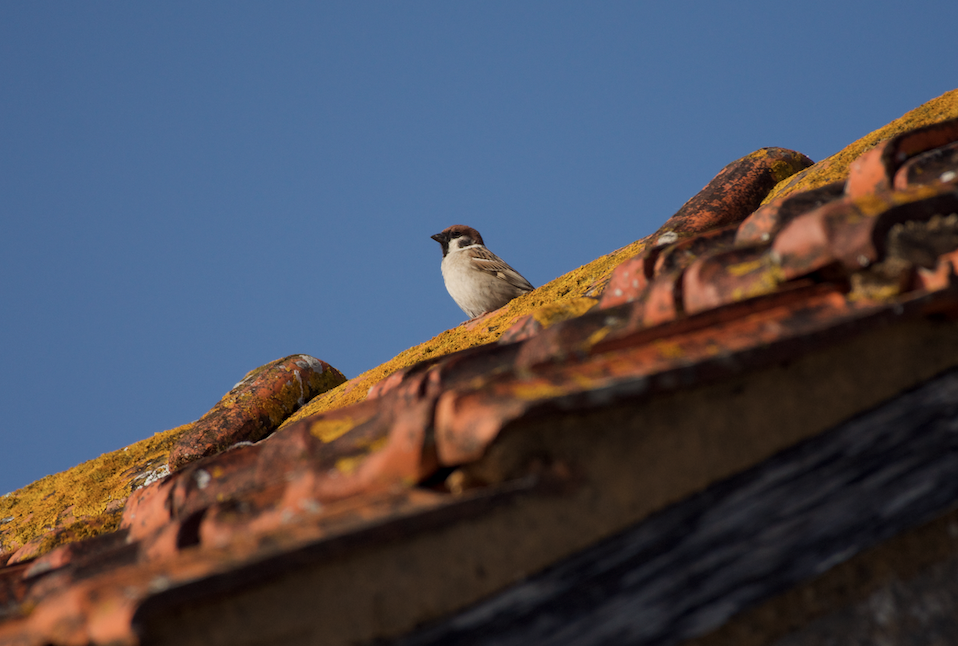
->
2, 89, 958, 646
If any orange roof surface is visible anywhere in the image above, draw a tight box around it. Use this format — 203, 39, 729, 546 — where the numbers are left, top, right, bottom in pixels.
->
2, 89, 958, 646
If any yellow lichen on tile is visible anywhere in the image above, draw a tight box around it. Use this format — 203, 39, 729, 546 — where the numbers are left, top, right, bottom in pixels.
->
0, 424, 190, 555
585, 326, 613, 348
654, 340, 685, 359
764, 89, 958, 204
224, 357, 348, 430
730, 273, 782, 302
9, 511, 124, 563
334, 454, 366, 476
726, 258, 767, 277
309, 416, 369, 443
358, 434, 389, 454
531, 297, 599, 328
769, 157, 808, 183
281, 237, 649, 426
510, 380, 572, 401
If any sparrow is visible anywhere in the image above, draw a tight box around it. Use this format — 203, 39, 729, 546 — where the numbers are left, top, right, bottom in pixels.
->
431, 225, 534, 318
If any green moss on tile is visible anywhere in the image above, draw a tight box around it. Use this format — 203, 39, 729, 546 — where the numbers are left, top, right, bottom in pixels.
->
764, 89, 958, 204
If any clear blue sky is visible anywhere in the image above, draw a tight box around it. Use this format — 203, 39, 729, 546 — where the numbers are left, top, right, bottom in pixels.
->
2, 2, 956, 494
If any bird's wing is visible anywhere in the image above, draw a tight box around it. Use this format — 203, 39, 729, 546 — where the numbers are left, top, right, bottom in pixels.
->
468, 247, 534, 292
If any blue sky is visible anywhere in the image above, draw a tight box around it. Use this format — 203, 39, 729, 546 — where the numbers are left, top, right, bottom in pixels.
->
2, 2, 956, 494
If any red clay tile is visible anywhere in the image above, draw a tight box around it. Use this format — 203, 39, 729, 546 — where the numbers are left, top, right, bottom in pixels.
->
635, 229, 747, 323
12, 570, 143, 646
434, 389, 527, 466
121, 476, 177, 543
771, 197, 854, 280
598, 252, 656, 309
914, 248, 958, 293
598, 229, 737, 312
592, 282, 840, 358
6, 513, 123, 567
196, 482, 292, 550
123, 442, 269, 545
139, 518, 189, 562
852, 186, 958, 263
683, 246, 780, 315
124, 365, 442, 561
641, 270, 684, 327
216, 448, 426, 545
366, 358, 446, 400
497, 314, 544, 344
846, 117, 958, 198
893, 140, 958, 190
372, 340, 523, 401
772, 185, 958, 281
846, 146, 892, 200
0, 561, 30, 613
22, 529, 131, 580
513, 307, 625, 370
291, 403, 428, 499
655, 147, 813, 237
168, 354, 346, 472
195, 392, 438, 549
736, 181, 845, 245
425, 342, 526, 395
652, 226, 738, 275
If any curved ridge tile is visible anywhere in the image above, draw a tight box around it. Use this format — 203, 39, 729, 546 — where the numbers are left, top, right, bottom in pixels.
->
114, 371, 444, 576
654, 147, 812, 239
168, 355, 346, 471
600, 147, 809, 312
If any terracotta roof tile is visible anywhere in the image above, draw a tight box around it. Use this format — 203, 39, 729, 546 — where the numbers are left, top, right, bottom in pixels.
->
168, 354, 346, 471
4, 94, 958, 645
682, 244, 778, 314
655, 147, 813, 238
735, 180, 845, 245
773, 182, 958, 279
847, 117, 958, 197
895, 139, 958, 189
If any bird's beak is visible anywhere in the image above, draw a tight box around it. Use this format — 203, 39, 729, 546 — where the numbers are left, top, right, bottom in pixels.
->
431, 232, 446, 243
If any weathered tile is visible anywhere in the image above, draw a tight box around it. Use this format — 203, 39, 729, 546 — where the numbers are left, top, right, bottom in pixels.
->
655, 148, 813, 238
168, 355, 346, 471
